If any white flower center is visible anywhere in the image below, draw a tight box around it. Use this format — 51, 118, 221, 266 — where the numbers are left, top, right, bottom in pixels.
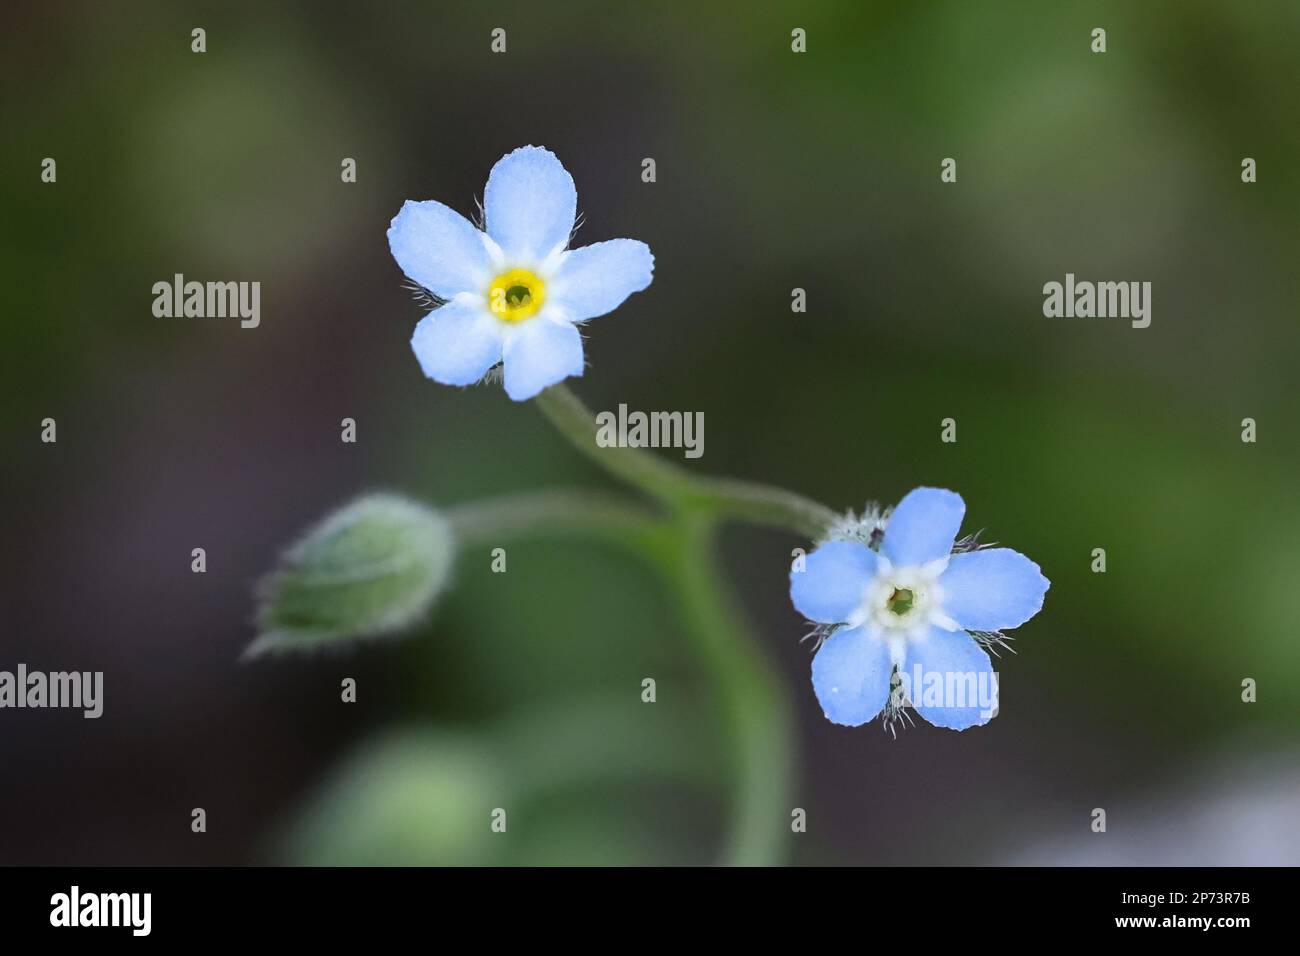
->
848, 556, 957, 644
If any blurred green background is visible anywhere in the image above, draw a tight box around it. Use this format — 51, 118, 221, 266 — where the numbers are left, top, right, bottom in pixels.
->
2, 0, 1297, 865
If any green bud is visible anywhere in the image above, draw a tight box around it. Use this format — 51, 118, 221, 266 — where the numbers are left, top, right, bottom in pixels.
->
247, 493, 454, 657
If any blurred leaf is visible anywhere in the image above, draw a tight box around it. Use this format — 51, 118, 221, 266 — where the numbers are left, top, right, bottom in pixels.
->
276, 696, 723, 865
276, 728, 505, 866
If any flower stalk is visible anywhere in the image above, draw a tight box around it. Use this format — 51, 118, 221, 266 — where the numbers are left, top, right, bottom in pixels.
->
652, 512, 794, 866
533, 384, 837, 539
532, 384, 827, 865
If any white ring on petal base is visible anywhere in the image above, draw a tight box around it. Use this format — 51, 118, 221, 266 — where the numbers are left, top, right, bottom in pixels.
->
845, 555, 957, 642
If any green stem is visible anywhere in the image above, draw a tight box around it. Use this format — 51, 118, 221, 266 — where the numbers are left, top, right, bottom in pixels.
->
681, 476, 840, 540
652, 513, 793, 866
532, 383, 696, 500
532, 385, 818, 865
533, 384, 838, 540
447, 489, 661, 549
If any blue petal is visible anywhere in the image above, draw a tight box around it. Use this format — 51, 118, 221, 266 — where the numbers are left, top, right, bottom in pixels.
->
903, 628, 997, 731
502, 318, 584, 401
811, 626, 894, 727
940, 548, 1049, 631
388, 200, 493, 299
410, 297, 502, 386
484, 146, 577, 262
551, 239, 654, 321
789, 540, 877, 624
881, 487, 965, 567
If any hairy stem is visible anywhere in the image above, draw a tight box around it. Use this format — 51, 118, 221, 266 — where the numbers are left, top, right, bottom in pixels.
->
533, 384, 838, 540
680, 476, 839, 540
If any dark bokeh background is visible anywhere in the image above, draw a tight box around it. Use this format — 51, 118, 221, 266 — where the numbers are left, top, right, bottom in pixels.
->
3, 0, 1297, 865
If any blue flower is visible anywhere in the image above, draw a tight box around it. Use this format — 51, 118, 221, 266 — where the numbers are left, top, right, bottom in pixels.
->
387, 146, 654, 401
790, 488, 1049, 732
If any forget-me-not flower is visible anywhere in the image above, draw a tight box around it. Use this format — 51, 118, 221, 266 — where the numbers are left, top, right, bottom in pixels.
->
387, 146, 654, 401
790, 487, 1049, 731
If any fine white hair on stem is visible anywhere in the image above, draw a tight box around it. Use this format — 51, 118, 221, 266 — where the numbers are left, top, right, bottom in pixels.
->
822, 502, 888, 548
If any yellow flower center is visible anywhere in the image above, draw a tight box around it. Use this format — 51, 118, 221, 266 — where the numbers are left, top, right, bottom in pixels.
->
487, 268, 546, 323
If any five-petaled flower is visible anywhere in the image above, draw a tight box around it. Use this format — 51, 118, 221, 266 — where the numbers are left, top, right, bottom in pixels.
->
387, 146, 654, 401
790, 487, 1049, 731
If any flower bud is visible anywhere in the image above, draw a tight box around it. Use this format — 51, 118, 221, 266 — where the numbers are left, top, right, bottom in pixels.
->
247, 493, 453, 657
